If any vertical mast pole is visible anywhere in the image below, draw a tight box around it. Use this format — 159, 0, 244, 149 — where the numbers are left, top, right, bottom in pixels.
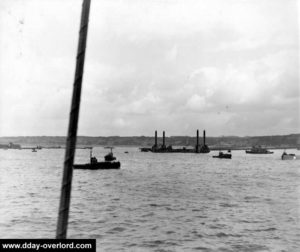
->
196, 129, 199, 152
56, 0, 91, 239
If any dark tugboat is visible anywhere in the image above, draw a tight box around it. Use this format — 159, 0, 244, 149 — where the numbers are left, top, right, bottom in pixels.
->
245, 146, 273, 154
213, 150, 232, 159
73, 147, 120, 170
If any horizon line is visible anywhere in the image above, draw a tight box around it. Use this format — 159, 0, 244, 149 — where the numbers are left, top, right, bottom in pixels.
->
0, 133, 299, 138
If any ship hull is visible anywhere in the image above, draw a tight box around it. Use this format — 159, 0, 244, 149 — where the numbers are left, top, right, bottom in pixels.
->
281, 154, 296, 160
74, 161, 120, 170
213, 153, 232, 159
245, 151, 274, 154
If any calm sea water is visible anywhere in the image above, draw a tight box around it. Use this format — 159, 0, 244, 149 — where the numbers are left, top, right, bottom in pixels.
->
0, 147, 299, 251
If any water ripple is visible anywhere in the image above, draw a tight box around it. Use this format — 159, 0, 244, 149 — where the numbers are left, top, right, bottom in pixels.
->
1, 147, 300, 251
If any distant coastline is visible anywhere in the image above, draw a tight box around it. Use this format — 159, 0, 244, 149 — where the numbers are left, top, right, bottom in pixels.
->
0, 134, 299, 150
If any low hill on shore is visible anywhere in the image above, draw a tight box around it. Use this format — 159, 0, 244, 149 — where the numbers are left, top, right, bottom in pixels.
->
0, 134, 299, 149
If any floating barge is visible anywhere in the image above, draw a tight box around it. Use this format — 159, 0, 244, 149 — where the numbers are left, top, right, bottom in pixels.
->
0, 142, 21, 149
141, 130, 210, 153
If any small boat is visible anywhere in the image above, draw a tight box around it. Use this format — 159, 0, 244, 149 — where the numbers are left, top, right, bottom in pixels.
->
32, 148, 37, 152
213, 150, 232, 159
245, 146, 273, 154
74, 147, 120, 170
281, 151, 296, 160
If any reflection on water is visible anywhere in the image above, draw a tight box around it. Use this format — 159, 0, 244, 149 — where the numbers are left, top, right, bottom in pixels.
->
0, 147, 300, 251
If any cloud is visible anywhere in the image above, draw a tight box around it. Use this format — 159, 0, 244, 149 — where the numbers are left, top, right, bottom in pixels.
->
165, 44, 178, 61
186, 94, 212, 112
0, 0, 299, 136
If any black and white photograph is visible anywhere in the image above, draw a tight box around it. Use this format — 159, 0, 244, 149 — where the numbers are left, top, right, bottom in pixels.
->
0, 0, 299, 251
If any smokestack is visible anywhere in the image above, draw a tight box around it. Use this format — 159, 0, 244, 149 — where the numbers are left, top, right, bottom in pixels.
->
155, 130, 157, 146
163, 131, 165, 146
203, 130, 206, 145
197, 129, 199, 146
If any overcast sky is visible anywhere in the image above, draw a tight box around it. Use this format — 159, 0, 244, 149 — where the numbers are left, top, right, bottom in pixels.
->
0, 0, 299, 137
